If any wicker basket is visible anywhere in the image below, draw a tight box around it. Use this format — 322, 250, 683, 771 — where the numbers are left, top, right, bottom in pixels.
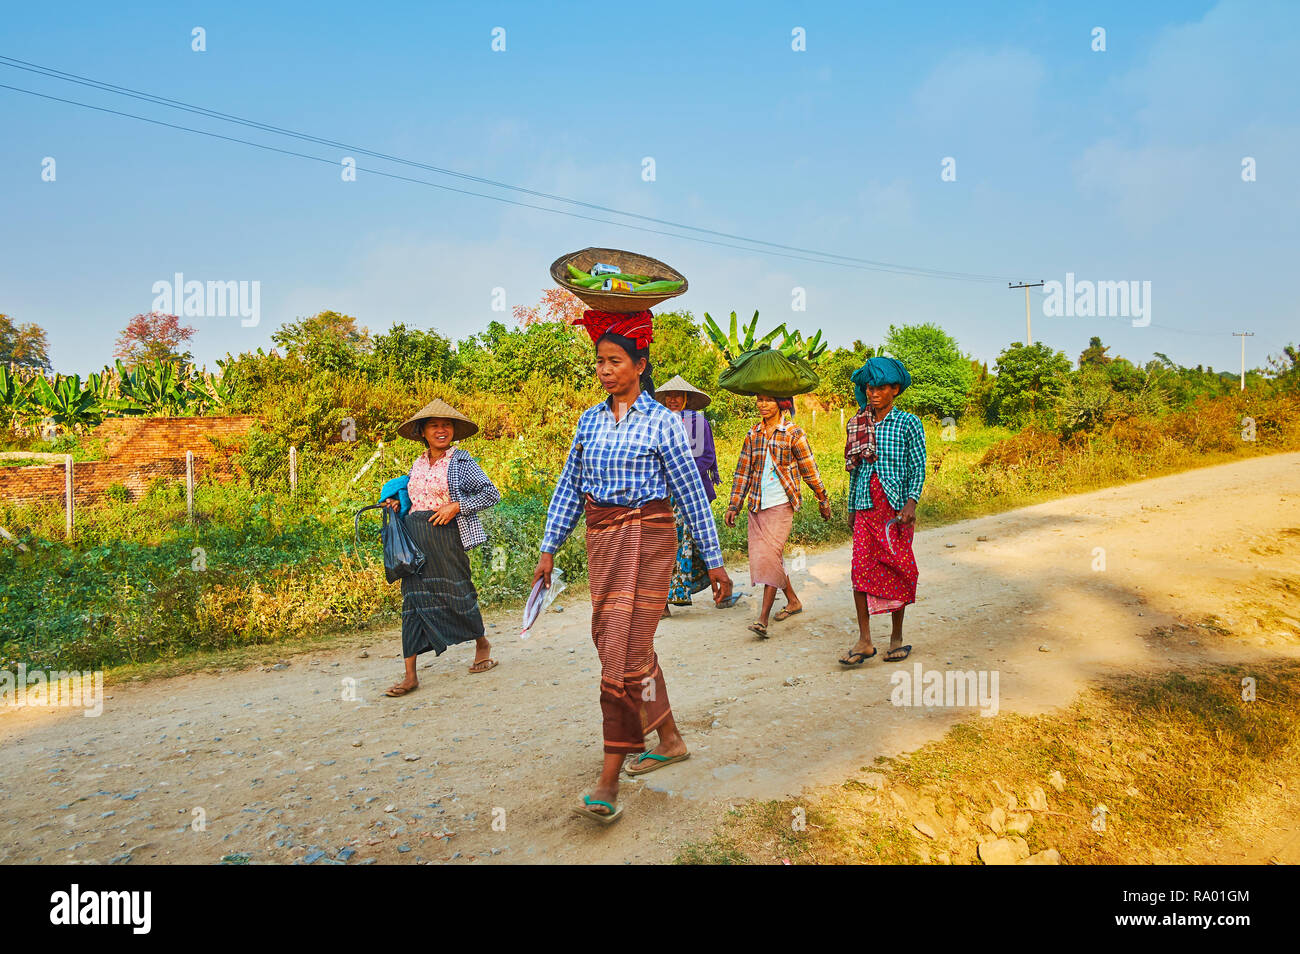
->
549, 247, 688, 314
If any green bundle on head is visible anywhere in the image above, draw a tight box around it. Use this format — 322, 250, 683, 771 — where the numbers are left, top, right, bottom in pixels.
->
702, 311, 826, 397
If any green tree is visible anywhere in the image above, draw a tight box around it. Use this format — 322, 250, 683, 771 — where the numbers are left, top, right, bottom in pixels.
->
989, 342, 1072, 426
1079, 336, 1112, 368
368, 323, 456, 380
814, 342, 875, 408
0, 314, 51, 370
272, 311, 371, 370
453, 320, 590, 393
648, 311, 722, 391
883, 322, 974, 418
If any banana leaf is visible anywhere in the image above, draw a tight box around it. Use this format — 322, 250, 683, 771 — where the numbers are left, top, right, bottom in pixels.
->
717, 346, 820, 398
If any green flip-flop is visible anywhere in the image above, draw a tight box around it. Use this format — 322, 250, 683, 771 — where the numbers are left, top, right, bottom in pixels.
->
572, 795, 624, 825
625, 751, 691, 776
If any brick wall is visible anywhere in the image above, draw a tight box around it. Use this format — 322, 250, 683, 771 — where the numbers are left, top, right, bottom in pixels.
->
0, 416, 258, 505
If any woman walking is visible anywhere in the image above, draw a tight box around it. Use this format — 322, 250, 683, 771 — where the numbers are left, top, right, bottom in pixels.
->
656, 375, 720, 614
533, 310, 733, 825
837, 357, 927, 667
724, 394, 832, 638
380, 399, 501, 695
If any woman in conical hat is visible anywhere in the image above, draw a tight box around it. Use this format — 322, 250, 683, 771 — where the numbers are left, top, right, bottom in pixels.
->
655, 375, 721, 614
379, 398, 501, 695
533, 310, 733, 824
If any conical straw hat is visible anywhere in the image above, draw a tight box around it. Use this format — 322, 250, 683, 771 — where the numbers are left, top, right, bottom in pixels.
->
397, 398, 479, 442
656, 375, 711, 411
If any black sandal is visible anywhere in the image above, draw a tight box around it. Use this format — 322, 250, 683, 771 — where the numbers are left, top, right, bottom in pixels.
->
839, 648, 878, 667
884, 644, 912, 662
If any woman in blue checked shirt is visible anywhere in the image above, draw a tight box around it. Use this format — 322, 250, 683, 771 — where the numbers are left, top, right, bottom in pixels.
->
532, 310, 733, 825
838, 357, 927, 667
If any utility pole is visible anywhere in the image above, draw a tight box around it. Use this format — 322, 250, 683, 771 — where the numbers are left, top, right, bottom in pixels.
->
1009, 281, 1045, 346
1232, 332, 1255, 391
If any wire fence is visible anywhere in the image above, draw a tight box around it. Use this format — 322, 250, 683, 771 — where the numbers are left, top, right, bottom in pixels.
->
0, 438, 415, 550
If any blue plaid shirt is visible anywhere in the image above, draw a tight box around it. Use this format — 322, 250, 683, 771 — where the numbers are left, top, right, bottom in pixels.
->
848, 407, 927, 512
541, 391, 724, 569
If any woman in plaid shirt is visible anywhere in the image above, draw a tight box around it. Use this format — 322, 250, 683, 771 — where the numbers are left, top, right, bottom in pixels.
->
724, 394, 832, 637
838, 357, 927, 667
533, 309, 733, 825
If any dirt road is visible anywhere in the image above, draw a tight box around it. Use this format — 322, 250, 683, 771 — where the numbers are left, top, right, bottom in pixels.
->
3, 453, 1299, 865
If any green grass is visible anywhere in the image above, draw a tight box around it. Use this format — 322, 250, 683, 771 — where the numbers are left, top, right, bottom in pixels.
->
2, 393, 1297, 674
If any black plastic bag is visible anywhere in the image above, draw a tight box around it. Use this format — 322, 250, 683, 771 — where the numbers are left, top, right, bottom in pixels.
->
354, 504, 427, 583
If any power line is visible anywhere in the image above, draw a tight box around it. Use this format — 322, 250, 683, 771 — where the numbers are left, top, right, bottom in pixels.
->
0, 54, 1016, 285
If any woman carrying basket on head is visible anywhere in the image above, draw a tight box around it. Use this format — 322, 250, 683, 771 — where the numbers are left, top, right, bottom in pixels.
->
533, 310, 733, 825
380, 399, 501, 696
724, 394, 832, 638
655, 375, 722, 616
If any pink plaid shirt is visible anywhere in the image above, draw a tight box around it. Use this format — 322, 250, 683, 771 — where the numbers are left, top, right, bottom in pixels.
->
408, 452, 452, 510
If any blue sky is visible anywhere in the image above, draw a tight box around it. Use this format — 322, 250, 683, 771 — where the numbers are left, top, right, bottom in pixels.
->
2, 0, 1296, 375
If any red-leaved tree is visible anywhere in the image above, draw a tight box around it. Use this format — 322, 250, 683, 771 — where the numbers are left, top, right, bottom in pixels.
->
512, 288, 585, 327
114, 312, 196, 368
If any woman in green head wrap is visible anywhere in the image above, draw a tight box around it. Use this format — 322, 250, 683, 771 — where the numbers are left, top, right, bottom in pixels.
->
838, 356, 927, 667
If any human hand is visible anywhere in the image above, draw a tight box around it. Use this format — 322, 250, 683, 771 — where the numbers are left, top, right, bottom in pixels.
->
428, 501, 461, 525
724, 509, 737, 528
899, 500, 917, 526
708, 567, 733, 605
381, 497, 400, 513
533, 552, 554, 589
818, 498, 833, 521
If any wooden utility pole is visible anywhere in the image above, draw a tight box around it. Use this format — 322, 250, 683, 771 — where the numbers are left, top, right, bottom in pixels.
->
1009, 281, 1045, 346
1232, 332, 1255, 391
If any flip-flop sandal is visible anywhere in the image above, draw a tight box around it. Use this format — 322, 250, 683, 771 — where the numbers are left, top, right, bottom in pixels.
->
838, 648, 878, 667
572, 795, 623, 825
384, 684, 418, 697
748, 622, 769, 638
625, 751, 691, 776
468, 658, 498, 674
884, 644, 913, 662
715, 593, 744, 609
773, 606, 803, 622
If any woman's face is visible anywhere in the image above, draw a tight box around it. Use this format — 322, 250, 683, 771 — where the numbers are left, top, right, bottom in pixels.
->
755, 394, 779, 420
595, 338, 645, 396
422, 418, 455, 451
866, 383, 900, 410
661, 392, 687, 412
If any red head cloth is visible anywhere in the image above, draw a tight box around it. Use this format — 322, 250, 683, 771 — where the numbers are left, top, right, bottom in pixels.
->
574, 310, 654, 351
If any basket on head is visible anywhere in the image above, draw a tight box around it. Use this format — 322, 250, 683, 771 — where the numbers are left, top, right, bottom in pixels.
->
656, 374, 712, 411
550, 247, 688, 314
398, 398, 479, 443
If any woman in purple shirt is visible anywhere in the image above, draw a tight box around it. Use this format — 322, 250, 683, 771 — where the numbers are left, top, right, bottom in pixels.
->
656, 376, 720, 612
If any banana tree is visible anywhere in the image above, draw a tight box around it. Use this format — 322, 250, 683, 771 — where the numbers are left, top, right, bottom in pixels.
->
702, 311, 787, 361
114, 358, 196, 415
0, 364, 35, 430
30, 373, 102, 429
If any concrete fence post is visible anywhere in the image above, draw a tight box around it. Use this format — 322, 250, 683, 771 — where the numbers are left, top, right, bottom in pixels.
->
186, 450, 195, 525
65, 454, 74, 540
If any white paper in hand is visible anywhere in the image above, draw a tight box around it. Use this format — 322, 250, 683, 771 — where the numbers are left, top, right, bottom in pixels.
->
521, 567, 566, 639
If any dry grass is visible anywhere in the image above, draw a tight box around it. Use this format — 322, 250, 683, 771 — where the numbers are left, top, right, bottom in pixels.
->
678, 651, 1300, 865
